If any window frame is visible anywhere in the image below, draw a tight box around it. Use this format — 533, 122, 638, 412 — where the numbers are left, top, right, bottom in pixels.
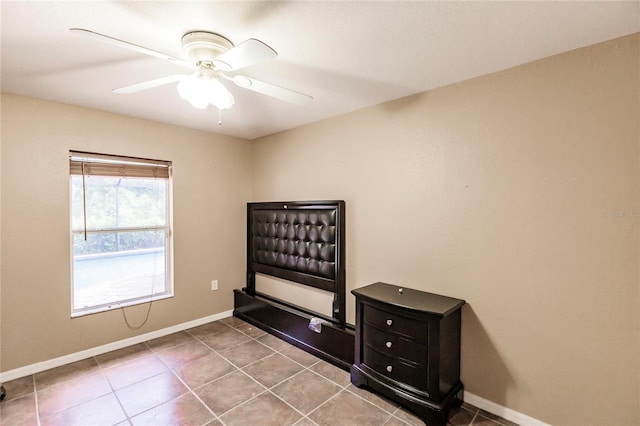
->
69, 151, 174, 317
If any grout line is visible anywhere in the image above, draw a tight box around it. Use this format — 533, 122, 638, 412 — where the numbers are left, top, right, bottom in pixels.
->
469, 408, 480, 425
148, 340, 223, 425
297, 416, 321, 426
98, 354, 132, 426
341, 384, 400, 416
304, 361, 350, 389
211, 388, 270, 419
265, 388, 310, 421
35, 366, 115, 423
32, 374, 42, 426
304, 385, 344, 419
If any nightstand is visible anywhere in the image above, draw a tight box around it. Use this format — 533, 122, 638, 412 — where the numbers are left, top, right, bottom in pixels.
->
350, 282, 465, 426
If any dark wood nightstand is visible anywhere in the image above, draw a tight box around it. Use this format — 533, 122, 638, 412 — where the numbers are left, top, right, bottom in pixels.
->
350, 282, 465, 426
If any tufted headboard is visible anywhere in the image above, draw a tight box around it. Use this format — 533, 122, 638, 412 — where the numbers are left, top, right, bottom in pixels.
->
246, 200, 346, 326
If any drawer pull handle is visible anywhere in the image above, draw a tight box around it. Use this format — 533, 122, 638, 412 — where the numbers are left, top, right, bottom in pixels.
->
385, 341, 392, 348
386, 319, 393, 326
386, 365, 393, 372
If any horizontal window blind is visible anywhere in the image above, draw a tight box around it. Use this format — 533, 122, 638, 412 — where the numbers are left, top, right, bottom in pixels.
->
69, 151, 171, 178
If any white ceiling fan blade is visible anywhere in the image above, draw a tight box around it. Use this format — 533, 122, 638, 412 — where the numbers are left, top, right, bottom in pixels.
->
113, 74, 187, 94
69, 28, 193, 68
212, 39, 277, 71
231, 75, 313, 105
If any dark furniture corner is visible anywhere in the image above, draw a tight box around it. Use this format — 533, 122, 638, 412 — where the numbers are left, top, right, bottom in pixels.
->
350, 282, 465, 426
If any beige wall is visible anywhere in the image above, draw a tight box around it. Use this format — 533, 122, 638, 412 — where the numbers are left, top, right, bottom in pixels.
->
251, 34, 640, 425
0, 95, 252, 370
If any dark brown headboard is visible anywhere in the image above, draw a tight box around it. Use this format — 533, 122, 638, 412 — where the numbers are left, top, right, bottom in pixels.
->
246, 200, 346, 326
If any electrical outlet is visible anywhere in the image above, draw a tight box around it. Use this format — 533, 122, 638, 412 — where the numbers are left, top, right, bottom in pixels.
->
211, 280, 218, 291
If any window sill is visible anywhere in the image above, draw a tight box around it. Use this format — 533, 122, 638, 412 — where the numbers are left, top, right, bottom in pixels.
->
71, 293, 173, 318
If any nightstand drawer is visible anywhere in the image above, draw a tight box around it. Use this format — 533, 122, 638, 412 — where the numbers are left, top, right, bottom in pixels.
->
363, 346, 427, 391
363, 325, 427, 367
364, 305, 428, 342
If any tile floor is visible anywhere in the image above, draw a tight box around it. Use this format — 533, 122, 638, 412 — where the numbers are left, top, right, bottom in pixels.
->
0, 316, 518, 426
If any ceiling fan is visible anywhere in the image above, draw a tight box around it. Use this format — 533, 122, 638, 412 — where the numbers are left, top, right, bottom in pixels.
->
70, 28, 313, 114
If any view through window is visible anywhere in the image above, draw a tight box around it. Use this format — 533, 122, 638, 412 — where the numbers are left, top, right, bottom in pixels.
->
70, 152, 173, 316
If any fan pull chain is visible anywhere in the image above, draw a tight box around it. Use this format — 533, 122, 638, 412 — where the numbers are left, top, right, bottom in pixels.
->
218, 109, 223, 126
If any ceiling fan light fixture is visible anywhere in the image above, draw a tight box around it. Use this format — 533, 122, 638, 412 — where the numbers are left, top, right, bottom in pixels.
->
176, 75, 208, 108
209, 85, 235, 110
176, 74, 235, 110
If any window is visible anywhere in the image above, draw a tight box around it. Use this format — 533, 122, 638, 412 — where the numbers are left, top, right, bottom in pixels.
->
69, 151, 173, 316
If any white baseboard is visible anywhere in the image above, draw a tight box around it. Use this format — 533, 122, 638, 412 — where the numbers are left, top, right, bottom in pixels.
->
464, 392, 550, 426
0, 310, 233, 383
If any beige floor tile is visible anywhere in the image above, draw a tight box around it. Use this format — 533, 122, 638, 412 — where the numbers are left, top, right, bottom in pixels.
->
384, 416, 411, 425
281, 345, 322, 367
156, 340, 214, 369
115, 370, 187, 417
37, 371, 112, 418
220, 391, 302, 426
346, 383, 399, 414
242, 353, 304, 388
196, 370, 264, 415
309, 360, 352, 387
393, 406, 425, 425
146, 331, 195, 352
175, 352, 236, 389
40, 393, 126, 426
0, 393, 38, 426
187, 321, 231, 340
235, 322, 267, 338
217, 339, 274, 368
95, 343, 153, 369
449, 405, 478, 426
1, 375, 34, 402
272, 370, 342, 414
129, 393, 215, 426
257, 333, 294, 351
35, 357, 100, 390
199, 328, 251, 351
103, 353, 168, 390
293, 418, 320, 426
308, 389, 392, 426
219, 316, 248, 328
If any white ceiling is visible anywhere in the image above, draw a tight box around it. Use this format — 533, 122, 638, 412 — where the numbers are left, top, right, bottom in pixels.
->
2, 1, 639, 140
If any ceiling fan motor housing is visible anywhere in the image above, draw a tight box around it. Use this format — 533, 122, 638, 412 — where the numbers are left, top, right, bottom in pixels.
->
181, 31, 233, 66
